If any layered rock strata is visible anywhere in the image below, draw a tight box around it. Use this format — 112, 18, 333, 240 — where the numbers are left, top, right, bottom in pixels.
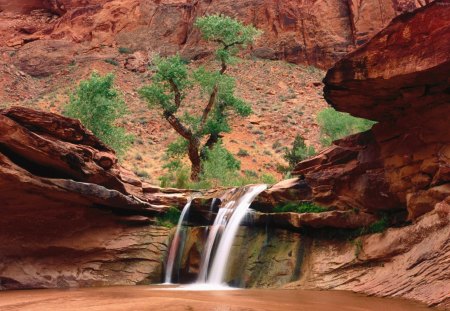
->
1, 0, 431, 72
0, 107, 190, 289
251, 3, 449, 308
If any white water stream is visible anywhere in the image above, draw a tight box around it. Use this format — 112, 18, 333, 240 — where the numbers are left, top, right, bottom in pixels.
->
164, 200, 192, 284
164, 184, 267, 287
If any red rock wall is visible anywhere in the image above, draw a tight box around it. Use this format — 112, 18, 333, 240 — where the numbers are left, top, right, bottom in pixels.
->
1, 0, 430, 68
0, 107, 190, 289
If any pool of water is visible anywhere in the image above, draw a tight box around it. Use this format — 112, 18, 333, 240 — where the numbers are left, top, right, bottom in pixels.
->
0, 286, 433, 311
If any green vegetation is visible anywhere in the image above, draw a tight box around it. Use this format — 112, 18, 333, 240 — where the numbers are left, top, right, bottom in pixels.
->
160, 143, 277, 189
283, 135, 316, 168
139, 15, 261, 181
237, 148, 250, 157
104, 58, 119, 66
273, 202, 328, 213
156, 207, 182, 228
317, 108, 376, 146
118, 47, 132, 54
353, 238, 363, 259
362, 214, 389, 235
64, 72, 133, 157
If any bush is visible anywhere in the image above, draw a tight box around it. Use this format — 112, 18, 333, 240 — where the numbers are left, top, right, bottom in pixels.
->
156, 207, 182, 228
237, 148, 250, 157
362, 214, 389, 235
283, 135, 316, 168
64, 72, 133, 157
273, 202, 328, 213
118, 47, 132, 54
159, 160, 191, 189
159, 143, 278, 189
104, 58, 119, 66
317, 108, 376, 146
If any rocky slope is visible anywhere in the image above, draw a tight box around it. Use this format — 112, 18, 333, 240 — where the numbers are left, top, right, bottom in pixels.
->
0, 0, 430, 70
0, 0, 432, 182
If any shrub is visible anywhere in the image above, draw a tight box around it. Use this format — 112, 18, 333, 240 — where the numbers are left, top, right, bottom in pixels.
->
159, 160, 191, 189
283, 135, 316, 168
317, 108, 376, 146
134, 169, 149, 179
362, 214, 389, 235
64, 72, 133, 157
104, 58, 119, 66
273, 202, 328, 213
159, 143, 278, 189
118, 47, 132, 54
237, 148, 250, 157
156, 207, 182, 228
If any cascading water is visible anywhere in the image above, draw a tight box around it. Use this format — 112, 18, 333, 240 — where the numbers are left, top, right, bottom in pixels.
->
164, 200, 192, 284
204, 184, 267, 285
163, 184, 267, 287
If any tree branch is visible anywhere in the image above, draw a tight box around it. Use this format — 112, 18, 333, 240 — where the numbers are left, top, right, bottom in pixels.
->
163, 111, 192, 140
168, 79, 182, 108
199, 84, 219, 131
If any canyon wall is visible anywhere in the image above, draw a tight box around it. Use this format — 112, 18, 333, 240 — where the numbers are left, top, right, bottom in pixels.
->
0, 107, 191, 289
1, 0, 430, 69
250, 2, 449, 308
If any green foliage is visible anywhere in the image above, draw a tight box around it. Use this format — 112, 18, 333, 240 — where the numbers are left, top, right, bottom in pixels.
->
195, 14, 261, 64
118, 47, 132, 54
159, 143, 278, 189
156, 207, 182, 228
159, 159, 191, 189
283, 135, 316, 168
64, 72, 133, 157
237, 148, 250, 157
166, 138, 189, 158
140, 15, 259, 181
104, 58, 119, 66
317, 108, 376, 146
139, 55, 190, 114
362, 214, 389, 234
273, 202, 328, 214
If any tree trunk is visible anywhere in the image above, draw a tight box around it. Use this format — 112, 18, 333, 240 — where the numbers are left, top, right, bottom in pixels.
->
188, 138, 201, 181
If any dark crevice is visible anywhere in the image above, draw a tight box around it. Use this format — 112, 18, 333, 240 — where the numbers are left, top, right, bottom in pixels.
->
0, 144, 73, 179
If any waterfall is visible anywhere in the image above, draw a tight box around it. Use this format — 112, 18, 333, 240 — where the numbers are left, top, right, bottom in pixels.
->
205, 184, 267, 285
163, 184, 267, 287
164, 200, 192, 284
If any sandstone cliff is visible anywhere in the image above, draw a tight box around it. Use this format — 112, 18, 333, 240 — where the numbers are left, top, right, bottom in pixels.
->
252, 2, 449, 308
0, 107, 191, 289
1, 0, 431, 71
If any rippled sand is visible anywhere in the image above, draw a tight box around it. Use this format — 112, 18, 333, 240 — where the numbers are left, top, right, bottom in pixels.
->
0, 286, 431, 311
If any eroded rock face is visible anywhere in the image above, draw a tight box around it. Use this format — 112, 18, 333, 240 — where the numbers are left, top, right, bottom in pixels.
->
1, 0, 430, 69
254, 3, 450, 307
175, 226, 304, 287
0, 107, 191, 289
290, 207, 450, 309
260, 3, 450, 222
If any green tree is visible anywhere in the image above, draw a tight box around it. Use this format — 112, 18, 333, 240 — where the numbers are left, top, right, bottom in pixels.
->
64, 72, 132, 157
317, 108, 376, 146
283, 135, 316, 168
140, 15, 261, 180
